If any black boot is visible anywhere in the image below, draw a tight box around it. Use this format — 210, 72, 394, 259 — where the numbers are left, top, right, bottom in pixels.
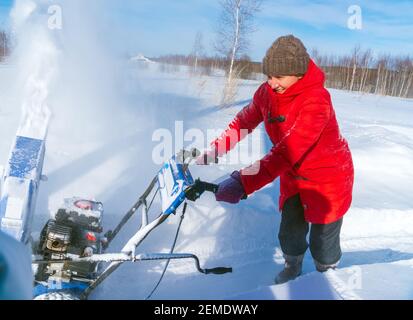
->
275, 254, 304, 284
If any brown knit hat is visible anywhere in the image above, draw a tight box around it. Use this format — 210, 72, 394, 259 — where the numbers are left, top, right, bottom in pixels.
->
263, 35, 310, 76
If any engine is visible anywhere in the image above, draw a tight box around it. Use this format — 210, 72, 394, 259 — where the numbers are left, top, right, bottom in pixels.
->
35, 198, 104, 285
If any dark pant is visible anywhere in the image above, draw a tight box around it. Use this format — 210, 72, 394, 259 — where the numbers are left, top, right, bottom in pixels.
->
278, 194, 343, 265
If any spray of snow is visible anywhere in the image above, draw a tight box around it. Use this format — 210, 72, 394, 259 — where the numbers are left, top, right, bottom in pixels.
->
6, 1, 156, 222
10, 0, 57, 140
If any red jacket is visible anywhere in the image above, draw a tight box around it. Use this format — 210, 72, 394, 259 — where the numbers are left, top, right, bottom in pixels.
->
212, 60, 354, 224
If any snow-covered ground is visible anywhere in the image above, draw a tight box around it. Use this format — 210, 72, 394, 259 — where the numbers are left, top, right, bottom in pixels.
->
1, 59, 413, 300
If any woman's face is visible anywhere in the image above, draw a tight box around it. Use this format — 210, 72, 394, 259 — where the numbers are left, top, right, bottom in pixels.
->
267, 75, 302, 94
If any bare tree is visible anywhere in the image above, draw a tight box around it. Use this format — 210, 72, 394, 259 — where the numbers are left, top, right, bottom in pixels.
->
215, 0, 262, 106
190, 31, 205, 75
348, 45, 361, 91
0, 30, 9, 61
344, 55, 351, 90
403, 65, 413, 98
375, 57, 384, 95
402, 58, 413, 98
311, 47, 323, 67
378, 55, 390, 95
395, 56, 412, 97
359, 49, 372, 93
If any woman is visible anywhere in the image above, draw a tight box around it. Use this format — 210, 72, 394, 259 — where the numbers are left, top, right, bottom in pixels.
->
197, 35, 354, 284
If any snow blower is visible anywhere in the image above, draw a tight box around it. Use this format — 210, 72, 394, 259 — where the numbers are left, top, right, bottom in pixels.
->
32, 148, 233, 300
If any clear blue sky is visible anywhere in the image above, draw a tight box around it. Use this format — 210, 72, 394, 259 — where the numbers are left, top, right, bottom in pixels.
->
0, 0, 13, 26
1, 0, 412, 61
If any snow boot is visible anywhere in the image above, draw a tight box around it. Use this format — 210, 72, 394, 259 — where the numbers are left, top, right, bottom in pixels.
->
275, 254, 304, 284
314, 259, 339, 272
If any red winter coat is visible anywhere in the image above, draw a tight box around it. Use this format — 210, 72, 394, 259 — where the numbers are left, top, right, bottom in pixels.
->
211, 60, 354, 224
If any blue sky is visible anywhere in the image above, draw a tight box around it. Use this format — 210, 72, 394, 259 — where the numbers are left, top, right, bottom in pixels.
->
1, 0, 412, 61
0, 0, 13, 26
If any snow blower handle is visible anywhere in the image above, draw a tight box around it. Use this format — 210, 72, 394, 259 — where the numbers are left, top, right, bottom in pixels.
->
203, 267, 233, 275
176, 148, 201, 170
185, 178, 247, 202
185, 179, 219, 202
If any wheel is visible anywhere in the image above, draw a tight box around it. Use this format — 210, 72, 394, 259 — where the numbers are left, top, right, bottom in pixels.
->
34, 292, 80, 300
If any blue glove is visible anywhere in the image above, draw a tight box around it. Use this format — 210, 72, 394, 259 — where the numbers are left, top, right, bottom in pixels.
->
215, 171, 247, 204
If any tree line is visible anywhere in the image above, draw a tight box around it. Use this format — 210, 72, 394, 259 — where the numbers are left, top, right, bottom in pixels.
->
154, 48, 413, 99
312, 46, 413, 98
152, 54, 262, 80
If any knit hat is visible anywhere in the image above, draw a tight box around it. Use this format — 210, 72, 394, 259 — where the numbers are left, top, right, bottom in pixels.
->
263, 35, 310, 76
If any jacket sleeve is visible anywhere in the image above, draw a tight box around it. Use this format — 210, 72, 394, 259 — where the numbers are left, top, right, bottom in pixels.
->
211, 85, 265, 156
240, 98, 331, 195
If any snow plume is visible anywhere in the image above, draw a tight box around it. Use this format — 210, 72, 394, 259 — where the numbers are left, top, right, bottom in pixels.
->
10, 0, 134, 142
43, 0, 129, 141
11, 0, 58, 140
6, 1, 156, 219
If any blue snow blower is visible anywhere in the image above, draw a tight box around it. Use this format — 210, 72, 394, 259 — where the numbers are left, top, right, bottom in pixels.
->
158, 152, 220, 215
32, 148, 232, 300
